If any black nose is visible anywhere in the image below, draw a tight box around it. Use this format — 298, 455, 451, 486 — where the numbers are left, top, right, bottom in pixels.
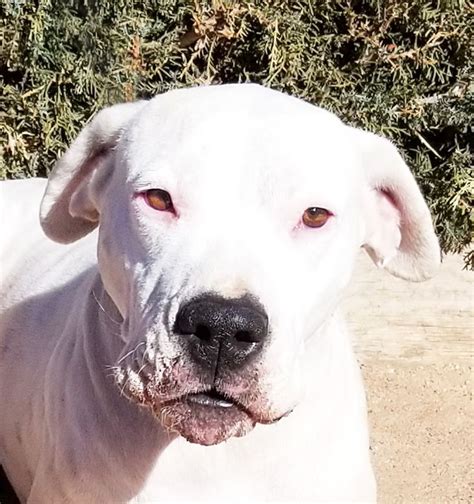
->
174, 294, 268, 371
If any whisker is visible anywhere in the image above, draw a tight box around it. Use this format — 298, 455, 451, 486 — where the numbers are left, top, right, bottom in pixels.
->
136, 362, 148, 378
116, 342, 145, 365
91, 290, 122, 325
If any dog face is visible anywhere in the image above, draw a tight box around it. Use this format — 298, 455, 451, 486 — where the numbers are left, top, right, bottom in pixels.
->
95, 88, 364, 444
40, 84, 439, 445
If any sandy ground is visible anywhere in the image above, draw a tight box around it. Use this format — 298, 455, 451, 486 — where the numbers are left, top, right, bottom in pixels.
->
363, 360, 473, 503
349, 253, 473, 503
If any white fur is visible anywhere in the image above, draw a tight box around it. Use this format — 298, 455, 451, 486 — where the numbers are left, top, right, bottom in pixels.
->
0, 84, 439, 503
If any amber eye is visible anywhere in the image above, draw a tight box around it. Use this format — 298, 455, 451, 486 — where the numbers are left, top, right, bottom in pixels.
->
144, 189, 174, 212
302, 207, 331, 228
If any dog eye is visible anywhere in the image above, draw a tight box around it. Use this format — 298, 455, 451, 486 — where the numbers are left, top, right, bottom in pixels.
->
144, 189, 174, 212
302, 207, 331, 228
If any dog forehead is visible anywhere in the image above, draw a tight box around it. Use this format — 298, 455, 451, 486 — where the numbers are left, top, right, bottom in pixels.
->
127, 84, 343, 155
122, 85, 356, 202
142, 83, 335, 124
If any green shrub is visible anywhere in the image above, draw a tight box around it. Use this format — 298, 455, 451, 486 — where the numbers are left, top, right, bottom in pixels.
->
1, 0, 472, 266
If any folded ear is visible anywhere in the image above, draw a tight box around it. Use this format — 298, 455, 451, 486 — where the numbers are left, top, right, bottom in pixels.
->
351, 127, 441, 281
40, 101, 147, 244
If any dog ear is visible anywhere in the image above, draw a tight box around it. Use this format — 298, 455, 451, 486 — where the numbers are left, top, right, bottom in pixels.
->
40, 101, 147, 244
351, 127, 441, 281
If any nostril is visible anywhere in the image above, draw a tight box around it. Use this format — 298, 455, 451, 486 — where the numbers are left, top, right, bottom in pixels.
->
195, 324, 212, 341
234, 330, 253, 343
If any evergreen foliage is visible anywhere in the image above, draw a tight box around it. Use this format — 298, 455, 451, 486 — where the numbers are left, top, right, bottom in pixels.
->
1, 0, 472, 266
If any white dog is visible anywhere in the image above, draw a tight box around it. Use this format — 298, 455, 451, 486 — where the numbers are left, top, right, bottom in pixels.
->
0, 84, 439, 503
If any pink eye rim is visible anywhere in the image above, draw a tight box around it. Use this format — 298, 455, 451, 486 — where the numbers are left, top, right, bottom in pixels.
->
143, 188, 175, 213
302, 207, 332, 228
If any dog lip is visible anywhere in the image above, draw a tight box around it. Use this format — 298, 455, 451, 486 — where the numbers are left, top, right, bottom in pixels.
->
165, 387, 253, 417
160, 388, 292, 425
259, 408, 294, 424
186, 390, 235, 408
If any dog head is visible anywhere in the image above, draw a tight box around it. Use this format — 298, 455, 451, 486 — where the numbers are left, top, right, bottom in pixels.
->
40, 84, 439, 445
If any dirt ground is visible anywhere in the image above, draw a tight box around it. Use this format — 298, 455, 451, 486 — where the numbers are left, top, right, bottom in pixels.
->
363, 360, 473, 503
349, 253, 473, 503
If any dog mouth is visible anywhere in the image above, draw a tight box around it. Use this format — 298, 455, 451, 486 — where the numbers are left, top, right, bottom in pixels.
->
157, 387, 257, 446
113, 362, 290, 446
186, 389, 236, 408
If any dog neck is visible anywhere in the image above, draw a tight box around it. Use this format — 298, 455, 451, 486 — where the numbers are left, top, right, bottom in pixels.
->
59, 271, 177, 500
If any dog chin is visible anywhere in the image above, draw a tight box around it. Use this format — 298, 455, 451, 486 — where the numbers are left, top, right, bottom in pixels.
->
155, 397, 256, 446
